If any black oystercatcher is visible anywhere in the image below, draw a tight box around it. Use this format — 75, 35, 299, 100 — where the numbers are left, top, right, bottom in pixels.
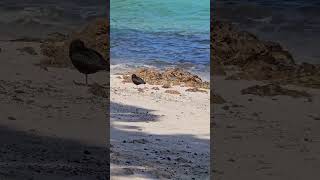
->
132, 74, 146, 85
69, 39, 108, 85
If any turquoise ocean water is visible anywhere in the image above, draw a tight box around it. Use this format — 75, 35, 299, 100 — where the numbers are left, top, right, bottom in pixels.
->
110, 0, 210, 79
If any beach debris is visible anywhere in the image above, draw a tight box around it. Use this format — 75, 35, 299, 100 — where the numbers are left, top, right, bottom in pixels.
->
46, 32, 68, 42
165, 90, 181, 95
185, 88, 207, 93
132, 74, 146, 85
128, 139, 149, 144
88, 83, 108, 98
69, 39, 108, 85
175, 157, 190, 163
162, 83, 171, 88
152, 87, 160, 90
17, 47, 38, 55
241, 83, 311, 99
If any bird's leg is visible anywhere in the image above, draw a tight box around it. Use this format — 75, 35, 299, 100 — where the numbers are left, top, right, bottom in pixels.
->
85, 74, 88, 86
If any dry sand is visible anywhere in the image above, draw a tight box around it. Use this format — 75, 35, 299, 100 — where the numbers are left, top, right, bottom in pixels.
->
0, 41, 109, 179
110, 74, 210, 179
213, 75, 320, 180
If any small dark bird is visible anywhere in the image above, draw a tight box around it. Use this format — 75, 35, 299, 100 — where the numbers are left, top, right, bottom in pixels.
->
69, 39, 108, 85
132, 74, 146, 85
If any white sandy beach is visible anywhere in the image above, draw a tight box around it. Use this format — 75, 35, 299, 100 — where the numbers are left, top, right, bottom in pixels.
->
110, 74, 210, 179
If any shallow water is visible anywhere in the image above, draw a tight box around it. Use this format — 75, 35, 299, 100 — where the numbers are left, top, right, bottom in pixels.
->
110, 0, 210, 78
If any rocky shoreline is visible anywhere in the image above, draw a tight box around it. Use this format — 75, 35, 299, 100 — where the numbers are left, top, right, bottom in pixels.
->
35, 17, 320, 111
38, 18, 320, 91
212, 20, 320, 89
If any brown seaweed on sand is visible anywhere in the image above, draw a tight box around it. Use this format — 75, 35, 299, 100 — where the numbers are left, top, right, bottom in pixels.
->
241, 83, 311, 99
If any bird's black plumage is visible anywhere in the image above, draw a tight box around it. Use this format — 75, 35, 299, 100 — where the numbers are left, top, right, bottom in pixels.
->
132, 74, 146, 85
69, 39, 108, 85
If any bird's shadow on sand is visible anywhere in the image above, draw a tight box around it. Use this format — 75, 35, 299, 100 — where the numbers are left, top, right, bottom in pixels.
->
0, 125, 109, 180
110, 102, 210, 179
0, 102, 209, 180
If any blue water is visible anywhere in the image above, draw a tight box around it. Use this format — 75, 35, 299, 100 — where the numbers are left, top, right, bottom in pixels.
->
110, 0, 210, 77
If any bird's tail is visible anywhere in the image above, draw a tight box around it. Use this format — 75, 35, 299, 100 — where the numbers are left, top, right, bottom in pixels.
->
98, 63, 109, 72
102, 59, 110, 71
104, 65, 110, 72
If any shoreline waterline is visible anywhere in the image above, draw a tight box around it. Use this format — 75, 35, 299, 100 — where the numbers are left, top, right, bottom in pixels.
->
110, 62, 210, 82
